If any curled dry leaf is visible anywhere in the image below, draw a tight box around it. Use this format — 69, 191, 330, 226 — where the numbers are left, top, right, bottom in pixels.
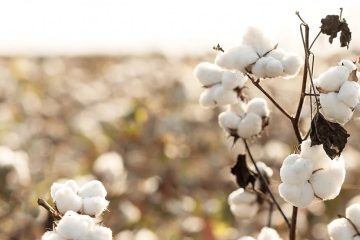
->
230, 154, 256, 188
320, 14, 352, 48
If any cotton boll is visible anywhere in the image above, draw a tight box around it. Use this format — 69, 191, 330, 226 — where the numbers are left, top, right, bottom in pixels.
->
345, 204, 360, 229
213, 85, 238, 106
42, 231, 64, 240
315, 66, 349, 92
215, 45, 259, 72
78, 180, 107, 198
199, 87, 217, 107
82, 196, 109, 216
230, 102, 247, 117
300, 140, 331, 170
238, 237, 256, 240
242, 27, 274, 56
337, 80, 360, 108
228, 188, 257, 205
309, 157, 345, 200
57, 211, 93, 240
247, 98, 269, 117
221, 71, 247, 90
237, 112, 262, 138
230, 203, 259, 219
320, 92, 353, 125
327, 218, 355, 240
278, 182, 314, 208
280, 154, 313, 184
339, 59, 357, 71
54, 187, 82, 213
265, 57, 283, 78
282, 54, 302, 76
86, 226, 112, 240
194, 62, 223, 87
251, 57, 268, 78
257, 227, 282, 240
267, 48, 285, 61
50, 180, 79, 200
218, 111, 241, 130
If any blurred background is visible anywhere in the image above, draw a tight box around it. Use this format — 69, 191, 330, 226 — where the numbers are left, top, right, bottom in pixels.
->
1, 0, 360, 239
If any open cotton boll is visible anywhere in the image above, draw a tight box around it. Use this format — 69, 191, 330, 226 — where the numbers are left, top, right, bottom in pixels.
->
280, 154, 313, 185
265, 57, 284, 78
78, 180, 107, 198
228, 188, 257, 205
237, 112, 262, 138
251, 57, 268, 78
230, 203, 259, 219
315, 66, 349, 92
54, 187, 82, 213
320, 92, 353, 125
327, 218, 356, 240
86, 226, 113, 240
242, 27, 274, 56
267, 48, 285, 61
218, 111, 242, 130
230, 102, 247, 117
247, 98, 269, 117
42, 231, 65, 240
215, 45, 259, 72
51, 180, 79, 200
221, 71, 247, 90
339, 59, 357, 71
213, 85, 238, 106
257, 227, 282, 240
345, 204, 360, 229
57, 211, 93, 240
199, 87, 218, 107
278, 182, 314, 208
194, 62, 223, 87
282, 54, 302, 76
300, 140, 331, 170
82, 196, 109, 216
309, 157, 345, 200
337, 80, 360, 108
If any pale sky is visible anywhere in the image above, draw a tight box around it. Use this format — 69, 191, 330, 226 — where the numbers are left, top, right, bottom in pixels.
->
0, 0, 358, 56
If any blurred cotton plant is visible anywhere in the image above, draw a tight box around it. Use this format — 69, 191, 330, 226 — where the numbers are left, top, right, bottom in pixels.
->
194, 9, 357, 240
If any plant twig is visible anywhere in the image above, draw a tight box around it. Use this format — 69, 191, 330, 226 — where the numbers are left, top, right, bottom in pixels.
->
37, 198, 62, 220
267, 202, 274, 227
243, 139, 291, 228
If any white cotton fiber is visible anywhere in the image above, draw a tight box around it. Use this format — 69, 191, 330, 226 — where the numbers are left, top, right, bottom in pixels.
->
199, 87, 217, 107
265, 57, 283, 78
337, 80, 360, 108
315, 66, 349, 92
345, 204, 360, 229
327, 218, 355, 240
251, 57, 268, 78
257, 227, 282, 240
215, 45, 259, 72
242, 27, 274, 56
238, 237, 256, 240
54, 187, 82, 214
230, 102, 247, 117
57, 211, 93, 240
78, 180, 107, 198
213, 85, 238, 106
228, 188, 257, 205
280, 154, 313, 184
82, 196, 109, 216
237, 112, 262, 138
218, 111, 241, 130
309, 157, 345, 200
278, 182, 314, 208
267, 48, 285, 60
86, 226, 113, 240
282, 54, 302, 76
247, 98, 269, 117
299, 140, 331, 170
42, 231, 64, 240
339, 59, 357, 71
194, 62, 223, 87
221, 71, 247, 90
51, 180, 79, 200
256, 162, 273, 178
320, 92, 353, 125
230, 203, 259, 219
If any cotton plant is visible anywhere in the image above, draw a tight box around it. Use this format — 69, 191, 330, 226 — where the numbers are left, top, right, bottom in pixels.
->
314, 59, 360, 125
327, 204, 360, 240
195, 9, 355, 240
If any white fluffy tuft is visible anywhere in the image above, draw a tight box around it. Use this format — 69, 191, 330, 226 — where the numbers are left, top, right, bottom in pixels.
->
242, 27, 274, 56
54, 187, 82, 214
327, 218, 355, 240
320, 92, 353, 125
278, 182, 314, 208
56, 211, 94, 240
194, 62, 223, 87
282, 54, 302, 76
246, 98, 270, 117
299, 140, 331, 170
82, 196, 109, 217
315, 66, 349, 92
279, 154, 313, 184
78, 180, 107, 198
237, 112, 262, 138
257, 227, 282, 240
218, 111, 241, 130
221, 71, 247, 90
265, 57, 283, 78
215, 45, 259, 72
337, 80, 360, 108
